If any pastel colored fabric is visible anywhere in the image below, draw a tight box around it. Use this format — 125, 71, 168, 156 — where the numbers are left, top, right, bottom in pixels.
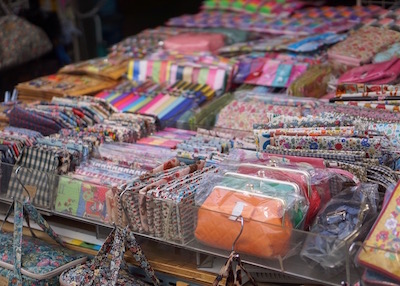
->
216, 99, 301, 131
244, 59, 308, 88
328, 26, 400, 66
164, 33, 226, 53
358, 182, 400, 282
373, 42, 400, 63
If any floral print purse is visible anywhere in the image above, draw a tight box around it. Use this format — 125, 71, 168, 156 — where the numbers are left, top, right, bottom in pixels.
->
0, 200, 87, 286
357, 181, 400, 282
60, 226, 160, 286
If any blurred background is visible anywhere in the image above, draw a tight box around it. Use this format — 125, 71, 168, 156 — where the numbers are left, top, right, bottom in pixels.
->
0, 0, 360, 95
0, 0, 203, 94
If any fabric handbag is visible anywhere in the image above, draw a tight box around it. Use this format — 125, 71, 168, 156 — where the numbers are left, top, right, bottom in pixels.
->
0, 14, 52, 71
195, 185, 292, 258
6, 147, 60, 209
60, 226, 160, 286
0, 200, 87, 285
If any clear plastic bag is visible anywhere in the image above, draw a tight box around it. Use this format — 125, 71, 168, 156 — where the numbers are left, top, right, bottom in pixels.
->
300, 183, 379, 271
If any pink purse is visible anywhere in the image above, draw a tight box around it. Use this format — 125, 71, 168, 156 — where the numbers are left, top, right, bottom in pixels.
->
338, 58, 400, 84
164, 33, 226, 53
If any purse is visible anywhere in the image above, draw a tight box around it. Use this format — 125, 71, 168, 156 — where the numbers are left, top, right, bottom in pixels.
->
236, 163, 326, 229
195, 185, 292, 258
0, 199, 87, 285
338, 58, 400, 85
60, 226, 160, 286
357, 181, 400, 282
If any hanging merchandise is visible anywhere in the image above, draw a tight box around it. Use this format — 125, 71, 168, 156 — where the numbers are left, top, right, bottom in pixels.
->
0, 199, 87, 285
60, 226, 160, 285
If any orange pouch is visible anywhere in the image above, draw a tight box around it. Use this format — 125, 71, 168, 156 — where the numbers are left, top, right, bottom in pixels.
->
195, 187, 292, 258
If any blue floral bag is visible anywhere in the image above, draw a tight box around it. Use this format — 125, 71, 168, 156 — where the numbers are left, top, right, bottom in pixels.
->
0, 200, 87, 286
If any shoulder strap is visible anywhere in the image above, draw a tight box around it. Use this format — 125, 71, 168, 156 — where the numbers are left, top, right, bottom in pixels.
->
23, 201, 65, 247
90, 227, 117, 272
213, 252, 258, 286
8, 200, 24, 285
126, 228, 160, 286
109, 227, 128, 286
213, 252, 234, 286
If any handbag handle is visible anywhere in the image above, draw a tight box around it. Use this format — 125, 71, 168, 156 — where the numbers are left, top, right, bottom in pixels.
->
88, 226, 160, 286
213, 251, 258, 286
7, 200, 66, 285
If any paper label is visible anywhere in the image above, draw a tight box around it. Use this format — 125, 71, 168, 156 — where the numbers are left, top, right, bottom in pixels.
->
176, 282, 189, 286
229, 201, 246, 221
24, 185, 37, 200
0, 275, 9, 286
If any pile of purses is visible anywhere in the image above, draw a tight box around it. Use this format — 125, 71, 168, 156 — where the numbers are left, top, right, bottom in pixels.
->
115, 158, 218, 244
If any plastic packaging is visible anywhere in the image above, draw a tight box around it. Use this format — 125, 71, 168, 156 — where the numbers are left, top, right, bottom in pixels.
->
300, 183, 379, 271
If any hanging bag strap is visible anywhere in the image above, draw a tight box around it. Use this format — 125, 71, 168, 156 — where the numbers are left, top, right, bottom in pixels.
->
125, 228, 160, 286
213, 252, 235, 286
3, 199, 66, 285
8, 200, 24, 286
213, 251, 258, 286
87, 226, 160, 286
23, 201, 65, 247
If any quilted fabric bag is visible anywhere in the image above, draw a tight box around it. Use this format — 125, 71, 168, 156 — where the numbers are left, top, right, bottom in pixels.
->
0, 200, 87, 285
60, 226, 160, 285
195, 186, 292, 258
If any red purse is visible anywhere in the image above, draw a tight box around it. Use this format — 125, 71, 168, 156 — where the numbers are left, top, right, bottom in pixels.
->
237, 163, 329, 229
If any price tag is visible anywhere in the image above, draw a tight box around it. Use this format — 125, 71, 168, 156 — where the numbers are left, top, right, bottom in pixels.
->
24, 185, 37, 200
0, 275, 9, 286
176, 282, 189, 286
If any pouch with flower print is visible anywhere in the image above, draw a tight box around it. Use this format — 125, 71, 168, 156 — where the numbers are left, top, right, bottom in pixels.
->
358, 182, 400, 283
